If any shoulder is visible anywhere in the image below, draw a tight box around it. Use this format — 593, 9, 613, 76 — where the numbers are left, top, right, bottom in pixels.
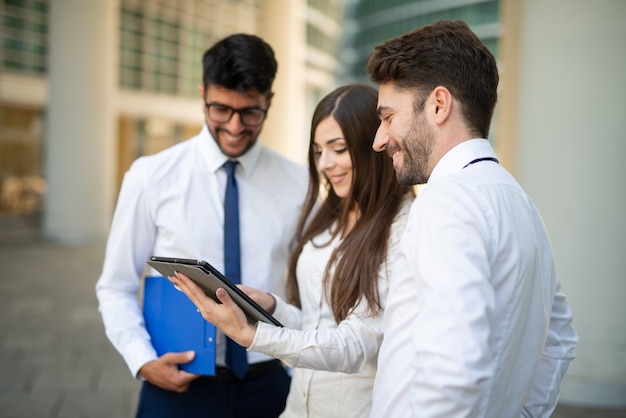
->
259, 146, 306, 173
127, 137, 198, 182
393, 193, 415, 227
117, 138, 203, 205
256, 145, 308, 188
421, 164, 522, 216
386, 193, 415, 248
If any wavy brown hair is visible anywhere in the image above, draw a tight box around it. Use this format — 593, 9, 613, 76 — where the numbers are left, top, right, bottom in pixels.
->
286, 83, 412, 322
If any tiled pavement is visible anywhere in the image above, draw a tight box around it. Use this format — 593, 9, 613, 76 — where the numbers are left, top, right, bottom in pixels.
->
0, 213, 624, 418
0, 214, 140, 418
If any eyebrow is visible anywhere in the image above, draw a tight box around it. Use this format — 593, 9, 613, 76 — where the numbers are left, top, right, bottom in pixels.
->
206, 101, 260, 110
314, 137, 345, 147
376, 105, 391, 117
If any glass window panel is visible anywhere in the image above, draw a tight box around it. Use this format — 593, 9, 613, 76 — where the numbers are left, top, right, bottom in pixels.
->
348, 1, 500, 78
118, 0, 260, 97
1, 0, 47, 75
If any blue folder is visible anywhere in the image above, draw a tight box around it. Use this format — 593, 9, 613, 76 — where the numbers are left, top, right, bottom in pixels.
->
143, 276, 216, 375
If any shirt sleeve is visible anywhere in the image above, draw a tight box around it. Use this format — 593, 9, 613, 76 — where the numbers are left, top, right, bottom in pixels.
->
521, 284, 578, 417
270, 294, 303, 330
250, 305, 384, 373
95, 161, 159, 378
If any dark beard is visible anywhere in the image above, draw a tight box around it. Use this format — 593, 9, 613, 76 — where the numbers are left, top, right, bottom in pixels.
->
395, 113, 433, 186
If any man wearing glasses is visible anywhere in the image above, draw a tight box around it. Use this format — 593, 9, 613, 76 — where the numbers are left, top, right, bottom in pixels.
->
96, 34, 307, 417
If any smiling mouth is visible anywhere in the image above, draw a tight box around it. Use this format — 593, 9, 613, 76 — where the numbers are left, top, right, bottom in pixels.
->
218, 127, 251, 142
327, 174, 346, 184
386, 144, 401, 163
222, 132, 246, 143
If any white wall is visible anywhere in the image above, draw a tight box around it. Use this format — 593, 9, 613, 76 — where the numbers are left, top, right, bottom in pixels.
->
515, 0, 626, 407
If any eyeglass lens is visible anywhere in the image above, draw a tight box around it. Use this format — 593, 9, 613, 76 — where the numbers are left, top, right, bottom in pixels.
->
207, 104, 265, 125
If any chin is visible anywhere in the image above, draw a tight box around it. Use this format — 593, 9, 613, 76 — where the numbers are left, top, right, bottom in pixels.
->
395, 170, 414, 187
221, 143, 249, 158
332, 187, 349, 199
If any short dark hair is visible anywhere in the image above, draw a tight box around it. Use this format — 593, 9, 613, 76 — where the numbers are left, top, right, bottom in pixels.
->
202, 33, 277, 96
367, 20, 499, 138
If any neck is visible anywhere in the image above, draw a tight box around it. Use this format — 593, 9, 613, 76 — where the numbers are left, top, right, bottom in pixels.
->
342, 207, 360, 238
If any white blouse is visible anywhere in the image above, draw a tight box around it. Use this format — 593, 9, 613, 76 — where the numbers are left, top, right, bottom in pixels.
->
250, 194, 413, 418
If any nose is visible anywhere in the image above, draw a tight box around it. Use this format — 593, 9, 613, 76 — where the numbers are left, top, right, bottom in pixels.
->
317, 149, 334, 171
372, 125, 388, 152
223, 111, 246, 132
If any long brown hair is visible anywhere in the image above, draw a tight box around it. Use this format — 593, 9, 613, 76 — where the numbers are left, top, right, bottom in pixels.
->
286, 83, 412, 322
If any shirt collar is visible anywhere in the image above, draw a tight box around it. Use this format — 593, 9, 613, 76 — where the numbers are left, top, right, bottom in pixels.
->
429, 138, 497, 183
197, 124, 262, 176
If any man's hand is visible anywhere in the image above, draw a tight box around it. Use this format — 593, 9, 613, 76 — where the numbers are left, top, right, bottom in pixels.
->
138, 351, 200, 392
238, 284, 276, 313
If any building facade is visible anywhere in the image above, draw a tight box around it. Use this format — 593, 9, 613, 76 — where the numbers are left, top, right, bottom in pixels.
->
0, 0, 345, 221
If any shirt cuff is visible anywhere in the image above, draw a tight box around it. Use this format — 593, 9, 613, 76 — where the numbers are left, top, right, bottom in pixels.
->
269, 294, 302, 329
123, 338, 159, 379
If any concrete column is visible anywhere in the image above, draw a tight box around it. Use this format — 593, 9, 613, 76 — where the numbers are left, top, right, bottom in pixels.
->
495, 0, 523, 174
501, 0, 626, 407
258, 0, 309, 165
44, 0, 119, 243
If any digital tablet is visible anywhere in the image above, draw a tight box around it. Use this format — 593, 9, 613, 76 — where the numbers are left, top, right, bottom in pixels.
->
146, 256, 283, 327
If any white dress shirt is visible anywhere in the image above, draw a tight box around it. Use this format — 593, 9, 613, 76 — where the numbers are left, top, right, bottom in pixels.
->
95, 125, 307, 377
370, 139, 578, 418
250, 194, 413, 418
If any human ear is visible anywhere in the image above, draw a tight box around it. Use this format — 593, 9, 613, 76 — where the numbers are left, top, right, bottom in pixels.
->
265, 91, 274, 110
431, 86, 452, 125
198, 83, 205, 100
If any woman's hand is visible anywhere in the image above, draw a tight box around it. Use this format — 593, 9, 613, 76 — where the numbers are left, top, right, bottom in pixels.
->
169, 272, 257, 348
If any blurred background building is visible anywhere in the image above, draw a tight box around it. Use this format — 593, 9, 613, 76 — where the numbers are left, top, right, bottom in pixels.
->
0, 0, 624, 410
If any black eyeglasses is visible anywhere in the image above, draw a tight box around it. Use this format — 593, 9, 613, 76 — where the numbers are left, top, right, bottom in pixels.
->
204, 102, 268, 126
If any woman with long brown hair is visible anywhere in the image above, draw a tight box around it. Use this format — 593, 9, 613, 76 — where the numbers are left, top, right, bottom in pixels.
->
171, 83, 414, 417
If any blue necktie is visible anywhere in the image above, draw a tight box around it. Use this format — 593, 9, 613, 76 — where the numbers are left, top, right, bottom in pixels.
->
223, 160, 249, 379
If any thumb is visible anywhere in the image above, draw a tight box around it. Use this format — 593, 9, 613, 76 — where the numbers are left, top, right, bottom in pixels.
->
216, 288, 243, 314
164, 350, 195, 365
216, 287, 234, 305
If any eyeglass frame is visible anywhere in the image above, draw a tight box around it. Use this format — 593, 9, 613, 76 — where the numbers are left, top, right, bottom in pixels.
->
204, 102, 268, 126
